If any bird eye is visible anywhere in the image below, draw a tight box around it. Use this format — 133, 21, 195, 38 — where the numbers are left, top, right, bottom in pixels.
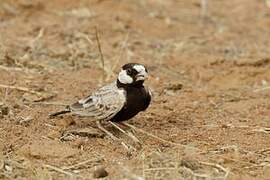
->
126, 69, 132, 75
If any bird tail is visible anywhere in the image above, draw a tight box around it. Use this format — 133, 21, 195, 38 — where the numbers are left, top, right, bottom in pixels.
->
49, 106, 71, 118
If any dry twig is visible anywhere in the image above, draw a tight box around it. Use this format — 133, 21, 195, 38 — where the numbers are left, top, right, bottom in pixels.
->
30, 101, 68, 106
253, 127, 270, 133
199, 161, 230, 179
123, 122, 187, 148
110, 121, 141, 144
0, 84, 42, 96
30, 28, 44, 49
256, 148, 270, 154
253, 86, 270, 92
244, 163, 270, 169
112, 32, 130, 71
182, 166, 212, 179
62, 158, 103, 170
0, 65, 34, 73
96, 121, 134, 151
95, 27, 105, 76
43, 164, 74, 176
200, 0, 208, 18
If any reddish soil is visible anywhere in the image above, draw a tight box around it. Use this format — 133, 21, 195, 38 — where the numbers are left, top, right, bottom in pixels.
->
0, 0, 270, 179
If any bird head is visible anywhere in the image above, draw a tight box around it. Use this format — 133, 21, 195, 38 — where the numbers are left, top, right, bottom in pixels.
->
117, 63, 148, 86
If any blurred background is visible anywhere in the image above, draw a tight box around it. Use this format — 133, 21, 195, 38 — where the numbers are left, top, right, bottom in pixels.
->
0, 0, 270, 179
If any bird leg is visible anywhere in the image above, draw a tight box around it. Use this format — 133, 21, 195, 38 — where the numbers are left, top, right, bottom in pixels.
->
96, 121, 135, 151
96, 120, 118, 141
109, 121, 141, 144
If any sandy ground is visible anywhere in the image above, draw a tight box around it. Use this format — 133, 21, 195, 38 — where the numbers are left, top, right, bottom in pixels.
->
0, 0, 270, 179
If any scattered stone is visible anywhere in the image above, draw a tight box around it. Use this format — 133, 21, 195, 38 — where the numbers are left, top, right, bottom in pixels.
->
0, 104, 9, 116
3, 161, 13, 172
93, 166, 108, 178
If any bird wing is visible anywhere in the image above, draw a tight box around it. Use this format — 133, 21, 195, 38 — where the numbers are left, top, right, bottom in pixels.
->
68, 82, 126, 121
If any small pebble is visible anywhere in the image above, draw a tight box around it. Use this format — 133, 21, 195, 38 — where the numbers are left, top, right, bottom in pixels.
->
93, 166, 108, 178
1, 106, 9, 116
4, 164, 13, 172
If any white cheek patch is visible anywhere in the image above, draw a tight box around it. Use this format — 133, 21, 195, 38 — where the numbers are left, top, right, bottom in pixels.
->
118, 70, 133, 84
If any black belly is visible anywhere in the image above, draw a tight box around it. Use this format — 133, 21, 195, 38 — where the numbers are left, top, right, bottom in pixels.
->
110, 86, 151, 122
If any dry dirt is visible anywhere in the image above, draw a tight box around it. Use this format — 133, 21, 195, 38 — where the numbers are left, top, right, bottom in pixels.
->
0, 0, 270, 179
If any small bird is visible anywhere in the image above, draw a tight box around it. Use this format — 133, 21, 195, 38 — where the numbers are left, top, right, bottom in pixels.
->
50, 63, 151, 124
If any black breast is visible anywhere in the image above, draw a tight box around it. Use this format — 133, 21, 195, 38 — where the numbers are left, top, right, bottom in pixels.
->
110, 86, 151, 122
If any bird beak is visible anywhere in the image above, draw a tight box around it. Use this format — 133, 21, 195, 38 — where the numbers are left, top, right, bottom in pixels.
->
136, 71, 148, 81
